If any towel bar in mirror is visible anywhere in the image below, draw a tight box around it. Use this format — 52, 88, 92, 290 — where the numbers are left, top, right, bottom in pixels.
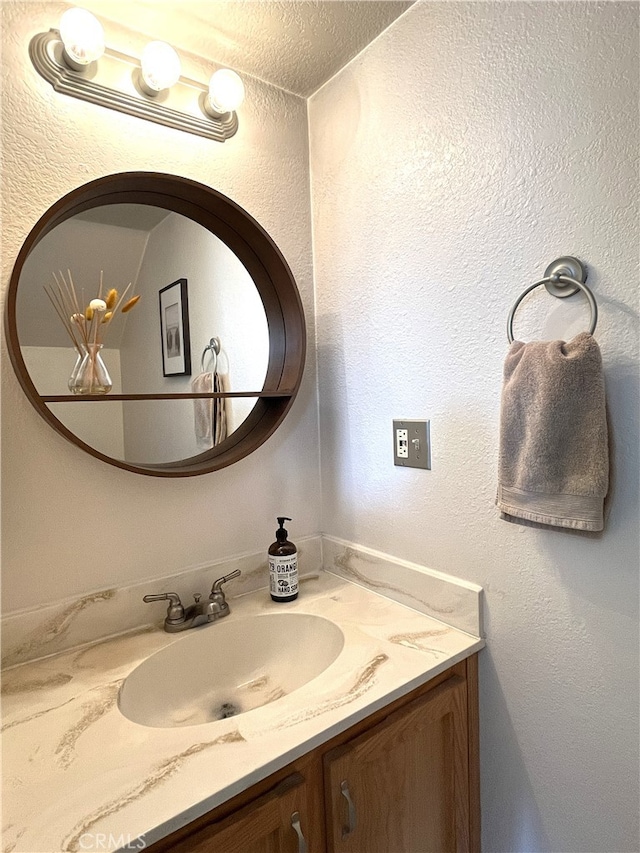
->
5, 172, 306, 477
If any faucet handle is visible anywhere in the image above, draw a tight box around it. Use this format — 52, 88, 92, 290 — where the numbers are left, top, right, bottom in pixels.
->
143, 592, 185, 624
210, 570, 241, 597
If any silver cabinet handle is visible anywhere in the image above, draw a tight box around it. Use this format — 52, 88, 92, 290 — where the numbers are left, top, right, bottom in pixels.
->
291, 811, 308, 853
340, 780, 357, 839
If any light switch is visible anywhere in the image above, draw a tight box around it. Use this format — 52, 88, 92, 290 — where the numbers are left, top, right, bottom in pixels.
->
393, 420, 431, 469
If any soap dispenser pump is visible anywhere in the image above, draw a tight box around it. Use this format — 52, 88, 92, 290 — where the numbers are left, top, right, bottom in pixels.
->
268, 517, 298, 602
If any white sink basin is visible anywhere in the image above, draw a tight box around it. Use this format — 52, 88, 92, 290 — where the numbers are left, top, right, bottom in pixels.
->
118, 612, 344, 728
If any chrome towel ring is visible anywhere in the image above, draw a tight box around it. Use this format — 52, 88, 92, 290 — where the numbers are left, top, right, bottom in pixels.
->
507, 256, 598, 343
201, 336, 221, 371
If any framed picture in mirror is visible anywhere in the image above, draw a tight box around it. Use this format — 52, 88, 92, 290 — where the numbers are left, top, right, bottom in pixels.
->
159, 278, 191, 376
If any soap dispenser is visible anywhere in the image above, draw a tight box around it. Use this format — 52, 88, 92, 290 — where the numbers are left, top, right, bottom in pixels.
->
269, 517, 298, 602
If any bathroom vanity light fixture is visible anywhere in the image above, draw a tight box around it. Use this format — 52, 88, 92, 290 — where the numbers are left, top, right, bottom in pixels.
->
29, 8, 244, 142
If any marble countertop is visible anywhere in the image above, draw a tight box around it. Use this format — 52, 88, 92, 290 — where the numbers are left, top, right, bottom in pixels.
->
2, 572, 484, 853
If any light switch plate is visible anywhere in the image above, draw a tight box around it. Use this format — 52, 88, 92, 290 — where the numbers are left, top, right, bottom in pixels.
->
393, 420, 431, 469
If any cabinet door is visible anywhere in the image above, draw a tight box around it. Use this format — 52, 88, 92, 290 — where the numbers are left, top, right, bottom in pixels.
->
166, 773, 314, 853
324, 675, 470, 853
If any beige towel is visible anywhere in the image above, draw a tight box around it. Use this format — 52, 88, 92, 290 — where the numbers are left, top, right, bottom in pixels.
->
192, 371, 214, 450
496, 332, 608, 531
191, 371, 229, 450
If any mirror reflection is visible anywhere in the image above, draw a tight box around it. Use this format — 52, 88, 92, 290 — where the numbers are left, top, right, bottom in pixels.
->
16, 204, 270, 464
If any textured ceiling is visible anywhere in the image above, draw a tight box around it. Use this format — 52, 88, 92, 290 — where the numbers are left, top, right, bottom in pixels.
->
77, 1, 414, 97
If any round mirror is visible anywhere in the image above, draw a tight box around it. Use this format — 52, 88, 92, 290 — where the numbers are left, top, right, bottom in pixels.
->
5, 173, 306, 476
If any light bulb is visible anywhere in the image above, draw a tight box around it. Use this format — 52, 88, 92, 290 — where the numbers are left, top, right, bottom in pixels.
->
206, 69, 245, 115
59, 8, 104, 69
140, 41, 181, 94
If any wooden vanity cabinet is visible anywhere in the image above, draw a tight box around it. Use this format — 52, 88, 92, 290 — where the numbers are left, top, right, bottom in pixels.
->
147, 654, 479, 853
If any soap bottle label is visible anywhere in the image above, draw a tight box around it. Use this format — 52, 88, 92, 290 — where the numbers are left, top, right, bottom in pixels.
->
269, 553, 298, 598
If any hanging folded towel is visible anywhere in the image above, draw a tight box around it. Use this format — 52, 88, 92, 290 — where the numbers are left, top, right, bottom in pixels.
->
496, 332, 609, 531
191, 371, 229, 450
191, 371, 214, 450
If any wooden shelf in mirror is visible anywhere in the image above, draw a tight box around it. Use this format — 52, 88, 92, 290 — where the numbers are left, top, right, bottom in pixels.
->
41, 392, 294, 402
5, 172, 306, 477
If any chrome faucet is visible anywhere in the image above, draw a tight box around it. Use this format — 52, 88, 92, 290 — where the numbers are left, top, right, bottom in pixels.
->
143, 570, 241, 633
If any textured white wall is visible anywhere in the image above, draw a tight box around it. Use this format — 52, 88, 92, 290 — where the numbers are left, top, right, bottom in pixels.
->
309, 2, 639, 851
1, 2, 319, 611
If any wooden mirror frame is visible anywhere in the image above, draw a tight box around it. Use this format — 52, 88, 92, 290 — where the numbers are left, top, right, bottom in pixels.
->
5, 172, 306, 477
